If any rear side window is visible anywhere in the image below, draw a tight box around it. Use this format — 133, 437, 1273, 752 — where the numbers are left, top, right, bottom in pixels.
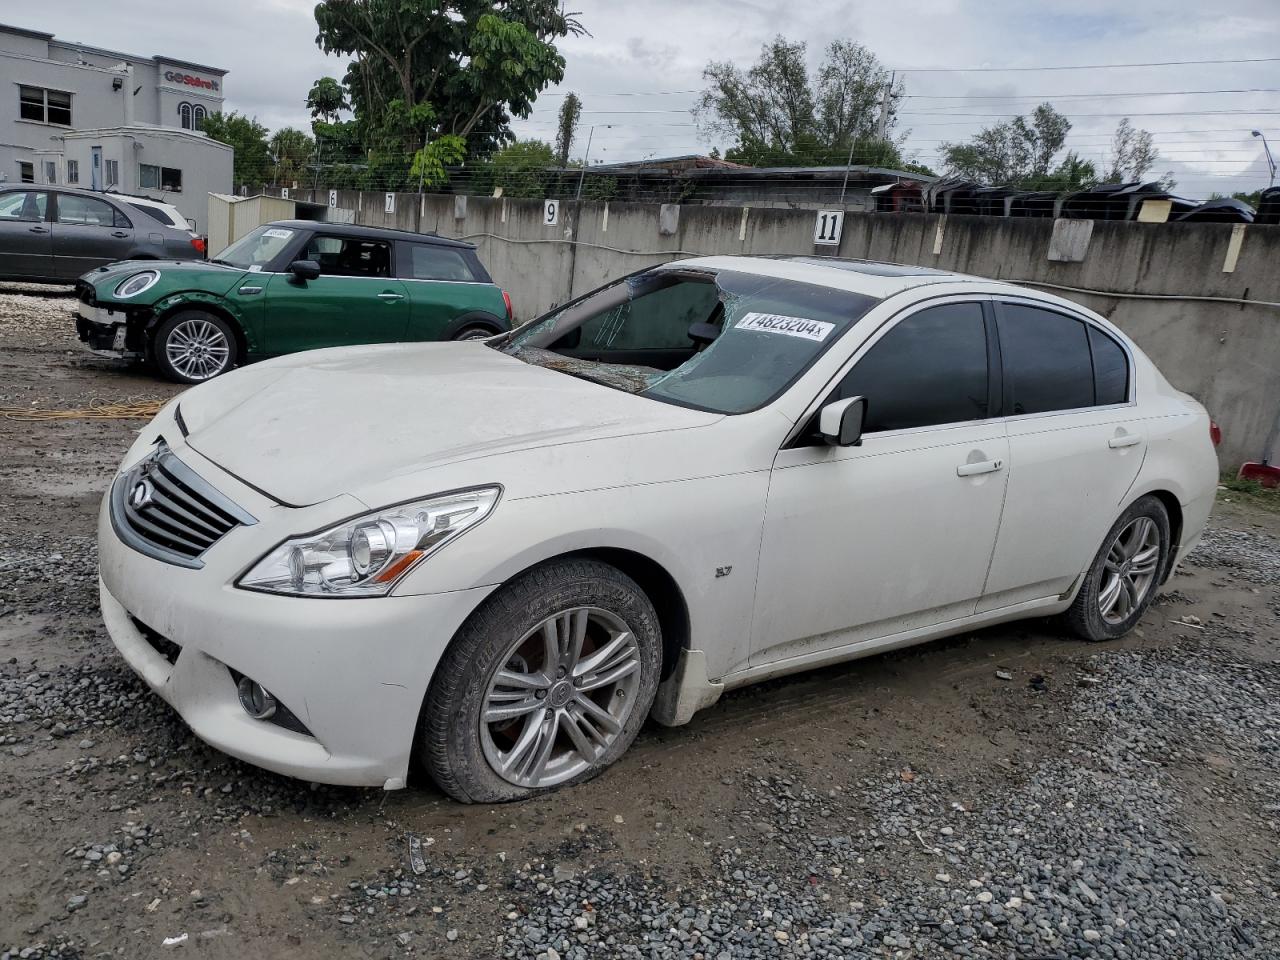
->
126, 202, 176, 227
1089, 326, 1129, 405
998, 304, 1094, 415
836, 301, 989, 432
402, 244, 477, 282
56, 194, 123, 228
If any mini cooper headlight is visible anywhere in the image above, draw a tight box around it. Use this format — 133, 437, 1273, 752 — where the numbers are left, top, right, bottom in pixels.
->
114, 270, 160, 299
237, 487, 500, 598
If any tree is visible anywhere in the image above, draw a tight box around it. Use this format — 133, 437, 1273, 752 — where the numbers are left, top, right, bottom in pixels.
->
312, 0, 584, 188
307, 77, 349, 123
554, 92, 581, 167
470, 139, 555, 198
200, 112, 271, 187
269, 127, 316, 185
940, 103, 1072, 187
694, 35, 901, 167
1107, 117, 1173, 188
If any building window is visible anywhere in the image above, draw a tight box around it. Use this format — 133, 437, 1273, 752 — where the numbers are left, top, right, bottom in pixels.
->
179, 102, 192, 129
140, 164, 183, 192
193, 105, 207, 129
104, 159, 119, 188
18, 161, 34, 183
43, 160, 57, 184
67, 159, 79, 184
19, 86, 72, 126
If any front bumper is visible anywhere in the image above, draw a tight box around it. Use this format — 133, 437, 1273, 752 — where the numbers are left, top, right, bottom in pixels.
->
74, 299, 143, 359
97, 445, 496, 789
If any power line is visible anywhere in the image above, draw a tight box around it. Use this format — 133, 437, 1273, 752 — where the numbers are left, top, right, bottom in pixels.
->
890, 56, 1280, 73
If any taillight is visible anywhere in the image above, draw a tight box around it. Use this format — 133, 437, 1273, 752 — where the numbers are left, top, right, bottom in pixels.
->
190, 236, 207, 255
501, 289, 513, 322
1209, 420, 1222, 447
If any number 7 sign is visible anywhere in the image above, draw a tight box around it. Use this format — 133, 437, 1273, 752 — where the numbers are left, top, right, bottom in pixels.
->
814, 210, 844, 246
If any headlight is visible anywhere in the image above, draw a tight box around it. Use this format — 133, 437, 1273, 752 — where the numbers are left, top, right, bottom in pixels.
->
237, 487, 501, 597
114, 271, 160, 299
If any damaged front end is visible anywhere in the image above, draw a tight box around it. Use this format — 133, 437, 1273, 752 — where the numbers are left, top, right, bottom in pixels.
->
73, 280, 152, 361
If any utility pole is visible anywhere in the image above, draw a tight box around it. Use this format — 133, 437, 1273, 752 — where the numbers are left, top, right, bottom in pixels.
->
841, 71, 894, 203
1254, 130, 1276, 188
575, 124, 612, 200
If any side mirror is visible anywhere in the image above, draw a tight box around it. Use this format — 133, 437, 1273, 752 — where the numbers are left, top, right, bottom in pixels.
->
819, 396, 866, 447
288, 259, 321, 282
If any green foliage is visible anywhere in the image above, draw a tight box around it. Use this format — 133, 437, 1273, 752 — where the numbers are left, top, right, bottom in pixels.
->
581, 174, 617, 201
307, 77, 349, 123
199, 112, 271, 188
941, 104, 1073, 188
268, 127, 315, 185
411, 134, 467, 188
470, 139, 555, 197
555, 92, 582, 167
696, 36, 903, 169
311, 0, 582, 188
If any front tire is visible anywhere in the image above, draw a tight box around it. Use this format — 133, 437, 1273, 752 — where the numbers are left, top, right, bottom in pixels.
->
422, 559, 662, 803
1066, 495, 1170, 642
152, 310, 237, 384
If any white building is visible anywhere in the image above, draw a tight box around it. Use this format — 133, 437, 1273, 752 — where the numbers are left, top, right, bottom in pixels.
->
0, 22, 232, 227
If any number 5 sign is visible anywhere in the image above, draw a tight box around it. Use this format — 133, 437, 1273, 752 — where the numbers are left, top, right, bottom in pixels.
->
814, 210, 844, 246
543, 199, 560, 226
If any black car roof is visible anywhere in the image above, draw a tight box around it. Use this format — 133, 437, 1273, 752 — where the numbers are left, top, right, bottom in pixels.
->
266, 220, 476, 250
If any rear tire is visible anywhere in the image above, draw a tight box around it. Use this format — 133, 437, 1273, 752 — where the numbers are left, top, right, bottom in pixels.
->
152, 310, 237, 384
1066, 495, 1170, 642
451, 324, 498, 341
422, 559, 662, 803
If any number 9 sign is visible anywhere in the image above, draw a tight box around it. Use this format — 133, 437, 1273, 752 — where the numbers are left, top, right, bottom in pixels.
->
543, 199, 560, 226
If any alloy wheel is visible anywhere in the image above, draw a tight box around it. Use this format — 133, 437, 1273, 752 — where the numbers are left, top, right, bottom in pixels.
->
165, 318, 230, 381
1098, 516, 1161, 625
480, 606, 642, 789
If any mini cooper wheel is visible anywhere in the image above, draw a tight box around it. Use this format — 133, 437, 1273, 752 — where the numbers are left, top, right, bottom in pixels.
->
451, 324, 498, 341
1066, 495, 1170, 642
422, 559, 662, 803
153, 310, 237, 384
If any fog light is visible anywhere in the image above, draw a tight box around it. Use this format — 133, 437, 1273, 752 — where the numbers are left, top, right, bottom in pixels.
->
237, 676, 277, 720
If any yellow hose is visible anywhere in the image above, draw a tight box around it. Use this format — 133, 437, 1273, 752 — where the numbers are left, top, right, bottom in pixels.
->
1, 398, 168, 422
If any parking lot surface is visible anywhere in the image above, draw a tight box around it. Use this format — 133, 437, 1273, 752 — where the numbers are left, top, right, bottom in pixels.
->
1, 286, 1278, 959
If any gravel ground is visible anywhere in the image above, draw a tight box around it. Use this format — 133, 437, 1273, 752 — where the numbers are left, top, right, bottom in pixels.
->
1, 288, 1278, 959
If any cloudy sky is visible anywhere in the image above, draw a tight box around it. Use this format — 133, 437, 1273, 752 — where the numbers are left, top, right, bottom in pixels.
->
16, 0, 1280, 198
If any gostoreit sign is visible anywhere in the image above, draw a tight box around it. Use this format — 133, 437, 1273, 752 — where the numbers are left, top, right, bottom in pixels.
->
163, 70, 220, 92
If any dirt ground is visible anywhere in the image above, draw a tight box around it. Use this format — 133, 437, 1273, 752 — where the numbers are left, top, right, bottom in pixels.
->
1, 285, 1277, 959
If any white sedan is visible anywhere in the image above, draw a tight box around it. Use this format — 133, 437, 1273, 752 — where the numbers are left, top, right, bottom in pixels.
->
97, 256, 1218, 802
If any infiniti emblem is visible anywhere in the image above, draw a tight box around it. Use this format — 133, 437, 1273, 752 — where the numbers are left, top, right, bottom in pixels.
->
129, 478, 156, 510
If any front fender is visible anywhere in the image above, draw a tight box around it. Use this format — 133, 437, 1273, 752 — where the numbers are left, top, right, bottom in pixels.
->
148, 292, 262, 355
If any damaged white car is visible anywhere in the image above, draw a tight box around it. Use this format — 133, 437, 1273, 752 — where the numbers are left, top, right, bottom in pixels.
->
97, 256, 1218, 802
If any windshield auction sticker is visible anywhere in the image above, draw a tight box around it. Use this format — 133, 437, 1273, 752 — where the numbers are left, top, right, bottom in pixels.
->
736, 312, 835, 342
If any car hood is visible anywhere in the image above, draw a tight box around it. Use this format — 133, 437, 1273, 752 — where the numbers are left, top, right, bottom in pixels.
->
82, 259, 248, 300
180, 343, 721, 506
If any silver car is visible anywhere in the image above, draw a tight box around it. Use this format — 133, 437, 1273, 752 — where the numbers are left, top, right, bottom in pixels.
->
0, 185, 204, 283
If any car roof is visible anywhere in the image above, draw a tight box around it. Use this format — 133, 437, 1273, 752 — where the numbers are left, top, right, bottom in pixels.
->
663, 254, 1018, 300
267, 219, 476, 250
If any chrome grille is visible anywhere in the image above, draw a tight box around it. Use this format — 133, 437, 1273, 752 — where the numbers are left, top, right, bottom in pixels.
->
110, 442, 256, 568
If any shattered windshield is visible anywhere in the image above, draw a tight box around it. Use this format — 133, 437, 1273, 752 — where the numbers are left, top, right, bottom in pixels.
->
501, 267, 879, 414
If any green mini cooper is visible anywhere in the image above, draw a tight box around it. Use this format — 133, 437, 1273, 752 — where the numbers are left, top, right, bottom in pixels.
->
74, 221, 513, 383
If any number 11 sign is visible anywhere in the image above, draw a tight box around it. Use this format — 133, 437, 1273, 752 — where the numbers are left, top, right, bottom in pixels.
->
814, 210, 844, 246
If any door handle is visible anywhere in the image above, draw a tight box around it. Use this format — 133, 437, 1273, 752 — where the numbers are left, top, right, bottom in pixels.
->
1108, 434, 1142, 449
956, 459, 1003, 477
111, 231, 129, 238
377, 292, 405, 301
29, 226, 48, 234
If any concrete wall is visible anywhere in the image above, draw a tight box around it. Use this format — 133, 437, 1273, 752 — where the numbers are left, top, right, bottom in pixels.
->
277, 188, 1280, 469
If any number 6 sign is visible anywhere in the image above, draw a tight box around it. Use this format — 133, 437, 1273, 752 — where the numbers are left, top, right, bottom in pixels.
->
543, 199, 560, 226
814, 210, 844, 246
